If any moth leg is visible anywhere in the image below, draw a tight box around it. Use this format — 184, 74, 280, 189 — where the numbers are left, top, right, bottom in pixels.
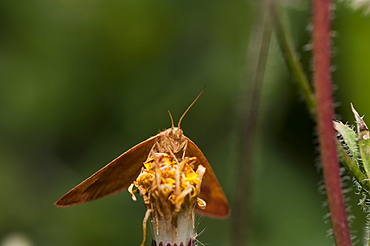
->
181, 139, 188, 160
167, 149, 182, 197
148, 141, 163, 159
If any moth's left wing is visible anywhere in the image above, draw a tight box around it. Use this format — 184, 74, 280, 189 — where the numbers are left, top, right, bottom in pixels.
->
185, 137, 230, 218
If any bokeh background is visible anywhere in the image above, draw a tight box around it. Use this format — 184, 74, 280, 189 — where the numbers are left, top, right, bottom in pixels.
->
1, 0, 370, 245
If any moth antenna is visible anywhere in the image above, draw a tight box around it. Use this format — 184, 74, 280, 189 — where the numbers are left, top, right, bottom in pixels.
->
168, 110, 175, 129
178, 86, 206, 128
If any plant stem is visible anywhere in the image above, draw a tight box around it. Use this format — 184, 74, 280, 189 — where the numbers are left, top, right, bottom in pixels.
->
232, 1, 271, 244
270, 3, 317, 118
312, 0, 352, 245
272, 0, 369, 201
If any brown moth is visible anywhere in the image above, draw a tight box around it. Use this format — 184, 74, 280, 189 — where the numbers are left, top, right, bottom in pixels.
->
54, 90, 230, 218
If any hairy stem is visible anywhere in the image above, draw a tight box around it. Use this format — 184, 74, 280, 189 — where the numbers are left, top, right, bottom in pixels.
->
313, 0, 352, 245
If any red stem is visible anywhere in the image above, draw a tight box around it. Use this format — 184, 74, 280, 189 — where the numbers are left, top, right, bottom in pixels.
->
312, 0, 352, 245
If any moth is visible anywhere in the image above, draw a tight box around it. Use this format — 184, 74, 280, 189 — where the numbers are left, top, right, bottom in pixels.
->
54, 90, 230, 218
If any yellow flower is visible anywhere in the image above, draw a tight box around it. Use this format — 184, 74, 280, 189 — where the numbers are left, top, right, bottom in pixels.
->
129, 153, 206, 246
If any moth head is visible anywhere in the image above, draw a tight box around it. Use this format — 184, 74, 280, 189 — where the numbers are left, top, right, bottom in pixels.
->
169, 127, 183, 140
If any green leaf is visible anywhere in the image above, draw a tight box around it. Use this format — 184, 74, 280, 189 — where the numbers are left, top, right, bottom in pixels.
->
351, 103, 370, 184
334, 121, 360, 163
334, 120, 368, 188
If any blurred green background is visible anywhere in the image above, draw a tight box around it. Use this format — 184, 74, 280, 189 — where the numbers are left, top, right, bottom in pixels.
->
1, 0, 370, 245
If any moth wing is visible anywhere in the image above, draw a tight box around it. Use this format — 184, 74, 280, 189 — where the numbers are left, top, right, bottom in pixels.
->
185, 137, 230, 218
55, 135, 158, 207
